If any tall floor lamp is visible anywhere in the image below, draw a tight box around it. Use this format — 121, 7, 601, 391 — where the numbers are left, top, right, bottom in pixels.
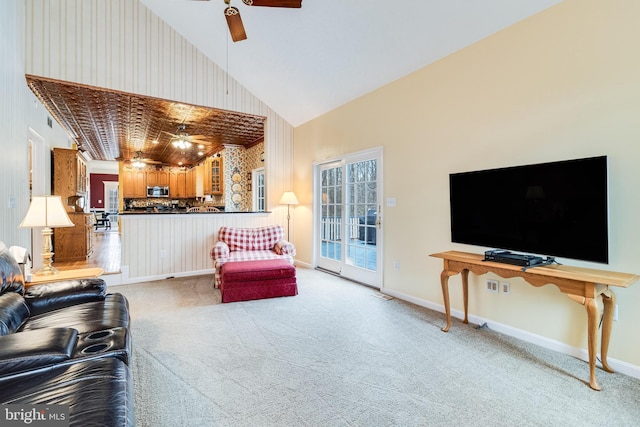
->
279, 191, 299, 242
19, 195, 74, 276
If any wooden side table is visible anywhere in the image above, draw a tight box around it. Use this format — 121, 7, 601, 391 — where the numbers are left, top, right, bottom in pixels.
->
26, 267, 104, 286
431, 251, 639, 390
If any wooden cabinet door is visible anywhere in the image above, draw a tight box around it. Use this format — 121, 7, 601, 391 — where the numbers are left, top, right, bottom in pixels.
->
134, 170, 146, 197
202, 158, 212, 194
146, 169, 169, 187
211, 157, 223, 195
53, 148, 78, 200
186, 168, 196, 197
122, 169, 135, 197
177, 171, 187, 197
169, 170, 178, 197
123, 168, 147, 197
157, 170, 169, 186
54, 213, 89, 262
76, 156, 87, 194
146, 170, 159, 186
169, 170, 187, 198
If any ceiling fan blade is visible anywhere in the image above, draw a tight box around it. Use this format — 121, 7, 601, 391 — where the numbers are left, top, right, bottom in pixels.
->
225, 6, 247, 42
242, 0, 302, 7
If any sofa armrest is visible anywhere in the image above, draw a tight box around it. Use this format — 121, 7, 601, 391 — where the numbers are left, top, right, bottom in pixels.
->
0, 328, 78, 376
274, 240, 296, 256
211, 241, 230, 261
0, 293, 30, 336
24, 278, 107, 316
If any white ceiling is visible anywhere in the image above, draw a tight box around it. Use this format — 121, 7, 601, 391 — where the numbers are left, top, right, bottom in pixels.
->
141, 0, 562, 127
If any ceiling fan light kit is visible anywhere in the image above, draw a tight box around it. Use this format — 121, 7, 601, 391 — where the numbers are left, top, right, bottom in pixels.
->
200, 0, 301, 43
225, 6, 247, 42
172, 138, 193, 150
132, 152, 148, 168
242, 0, 302, 7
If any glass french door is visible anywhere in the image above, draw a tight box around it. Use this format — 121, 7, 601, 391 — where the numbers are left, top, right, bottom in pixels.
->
316, 149, 382, 287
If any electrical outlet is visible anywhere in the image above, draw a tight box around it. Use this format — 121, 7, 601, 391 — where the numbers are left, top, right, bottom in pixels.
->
486, 279, 498, 293
393, 260, 400, 271
614, 304, 619, 321
160, 250, 167, 258
502, 282, 510, 295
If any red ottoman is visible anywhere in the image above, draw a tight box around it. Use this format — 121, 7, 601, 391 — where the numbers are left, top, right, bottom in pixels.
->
220, 259, 297, 303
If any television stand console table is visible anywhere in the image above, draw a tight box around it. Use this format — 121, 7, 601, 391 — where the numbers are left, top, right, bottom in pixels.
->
430, 250, 639, 390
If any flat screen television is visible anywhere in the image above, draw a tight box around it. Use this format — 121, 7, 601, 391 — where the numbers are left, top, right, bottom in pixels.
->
449, 156, 609, 264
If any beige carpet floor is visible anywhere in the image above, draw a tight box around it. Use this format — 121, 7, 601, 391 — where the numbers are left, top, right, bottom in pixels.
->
113, 267, 640, 426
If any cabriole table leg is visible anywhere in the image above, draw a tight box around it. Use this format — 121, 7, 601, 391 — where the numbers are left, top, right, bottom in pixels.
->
461, 269, 469, 325
600, 289, 616, 373
440, 269, 452, 332
585, 297, 601, 391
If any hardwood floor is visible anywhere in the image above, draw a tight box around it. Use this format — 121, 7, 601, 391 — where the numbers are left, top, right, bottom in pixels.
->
55, 226, 121, 274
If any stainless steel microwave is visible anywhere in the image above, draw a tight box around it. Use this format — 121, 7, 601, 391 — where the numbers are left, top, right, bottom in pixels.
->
147, 186, 169, 197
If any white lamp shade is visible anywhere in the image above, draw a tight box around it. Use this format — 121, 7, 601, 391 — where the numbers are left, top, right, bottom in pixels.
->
19, 196, 74, 228
279, 191, 299, 205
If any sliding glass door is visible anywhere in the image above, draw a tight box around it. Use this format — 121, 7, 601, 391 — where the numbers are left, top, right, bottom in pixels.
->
316, 149, 382, 287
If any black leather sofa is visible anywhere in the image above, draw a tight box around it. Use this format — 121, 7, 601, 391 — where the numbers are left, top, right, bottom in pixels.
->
0, 244, 134, 426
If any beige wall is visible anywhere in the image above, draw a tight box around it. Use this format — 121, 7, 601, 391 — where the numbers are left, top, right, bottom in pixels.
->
294, 0, 640, 368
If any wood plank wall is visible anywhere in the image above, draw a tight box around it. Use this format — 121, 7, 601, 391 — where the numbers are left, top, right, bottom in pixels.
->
120, 213, 276, 283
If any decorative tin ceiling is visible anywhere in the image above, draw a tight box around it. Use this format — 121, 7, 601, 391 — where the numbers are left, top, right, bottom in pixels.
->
26, 75, 265, 167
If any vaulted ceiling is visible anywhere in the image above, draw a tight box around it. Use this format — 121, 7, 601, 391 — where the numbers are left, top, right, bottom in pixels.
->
26, 1, 563, 167
141, 0, 563, 126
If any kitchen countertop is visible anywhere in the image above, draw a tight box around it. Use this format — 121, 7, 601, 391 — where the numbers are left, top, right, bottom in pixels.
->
119, 210, 268, 215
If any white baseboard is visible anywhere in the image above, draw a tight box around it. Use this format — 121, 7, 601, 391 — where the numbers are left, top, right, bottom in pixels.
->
109, 262, 313, 287
107, 266, 215, 287
380, 286, 640, 381
293, 259, 312, 269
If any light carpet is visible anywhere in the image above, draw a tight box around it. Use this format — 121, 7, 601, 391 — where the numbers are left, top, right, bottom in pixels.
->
114, 268, 640, 426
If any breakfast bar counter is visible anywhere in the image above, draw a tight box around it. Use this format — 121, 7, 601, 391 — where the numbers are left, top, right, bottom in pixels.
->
118, 210, 276, 285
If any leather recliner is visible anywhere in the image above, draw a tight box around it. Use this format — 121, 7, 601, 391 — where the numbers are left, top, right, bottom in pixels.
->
0, 243, 134, 426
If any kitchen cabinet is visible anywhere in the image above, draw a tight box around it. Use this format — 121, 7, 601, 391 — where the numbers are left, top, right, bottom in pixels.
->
52, 148, 91, 262
186, 168, 196, 198
203, 156, 223, 195
169, 168, 196, 198
122, 167, 147, 198
146, 169, 169, 186
52, 147, 88, 200
76, 155, 88, 193
121, 165, 199, 199
53, 212, 92, 262
169, 170, 187, 198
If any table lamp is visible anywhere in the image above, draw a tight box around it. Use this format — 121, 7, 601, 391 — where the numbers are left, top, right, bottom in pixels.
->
19, 195, 74, 275
279, 191, 299, 242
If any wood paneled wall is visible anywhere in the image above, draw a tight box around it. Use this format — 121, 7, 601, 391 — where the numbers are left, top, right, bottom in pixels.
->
1, 1, 32, 248
120, 213, 275, 283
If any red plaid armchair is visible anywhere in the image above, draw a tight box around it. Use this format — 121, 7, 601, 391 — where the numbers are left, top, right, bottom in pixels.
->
211, 225, 296, 288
